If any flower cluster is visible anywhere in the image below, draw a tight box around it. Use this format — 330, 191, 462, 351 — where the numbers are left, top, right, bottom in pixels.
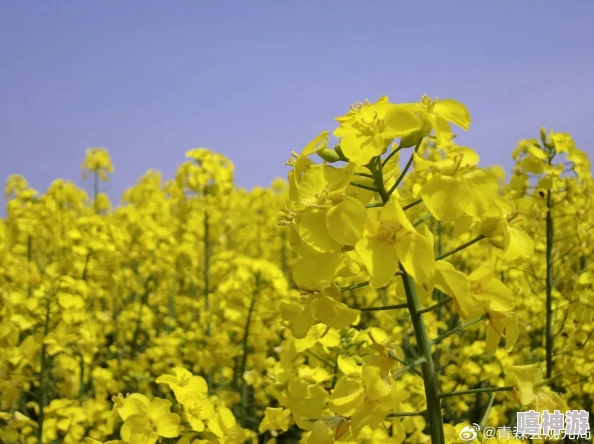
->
0, 96, 592, 444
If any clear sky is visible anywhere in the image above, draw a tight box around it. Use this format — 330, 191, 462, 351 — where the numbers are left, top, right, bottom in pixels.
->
1, 1, 593, 209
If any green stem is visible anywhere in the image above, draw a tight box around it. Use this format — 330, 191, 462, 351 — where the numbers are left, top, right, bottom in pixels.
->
419, 297, 452, 315
339, 280, 371, 292
480, 393, 496, 430
440, 386, 512, 399
403, 198, 423, 211
439, 375, 559, 399
350, 182, 379, 193
553, 328, 593, 356
392, 356, 426, 379
382, 145, 402, 166
81, 253, 90, 281
387, 138, 422, 196
370, 157, 390, 203
433, 220, 446, 408
339, 271, 403, 292
430, 314, 488, 345
358, 303, 408, 312
280, 229, 289, 281
386, 410, 427, 418
307, 350, 336, 369
545, 187, 554, 379
435, 234, 485, 261
401, 267, 445, 443
413, 213, 432, 228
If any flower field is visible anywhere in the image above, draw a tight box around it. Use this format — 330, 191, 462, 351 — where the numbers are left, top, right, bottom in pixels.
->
1, 95, 593, 443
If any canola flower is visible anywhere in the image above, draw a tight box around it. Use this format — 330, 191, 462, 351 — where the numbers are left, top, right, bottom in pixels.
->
0, 95, 592, 444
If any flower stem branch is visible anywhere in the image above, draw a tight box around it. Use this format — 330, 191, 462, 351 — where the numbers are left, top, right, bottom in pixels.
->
359, 303, 408, 312
382, 145, 403, 166
419, 297, 452, 314
339, 271, 403, 292
392, 356, 426, 379
386, 410, 427, 418
430, 314, 489, 345
350, 183, 379, 193
435, 234, 485, 261
439, 375, 560, 399
387, 138, 422, 196
403, 198, 423, 211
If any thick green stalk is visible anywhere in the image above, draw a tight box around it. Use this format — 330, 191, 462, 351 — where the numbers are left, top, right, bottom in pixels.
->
545, 150, 555, 379
545, 188, 554, 379
401, 268, 445, 443
370, 153, 445, 443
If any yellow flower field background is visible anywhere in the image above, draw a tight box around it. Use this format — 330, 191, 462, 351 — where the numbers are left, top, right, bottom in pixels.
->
1, 95, 592, 444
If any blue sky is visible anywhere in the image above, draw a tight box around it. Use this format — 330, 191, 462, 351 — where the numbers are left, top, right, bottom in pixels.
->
1, 1, 593, 209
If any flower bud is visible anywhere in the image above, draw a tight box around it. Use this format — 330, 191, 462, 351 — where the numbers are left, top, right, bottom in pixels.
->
540, 127, 547, 144
316, 147, 341, 163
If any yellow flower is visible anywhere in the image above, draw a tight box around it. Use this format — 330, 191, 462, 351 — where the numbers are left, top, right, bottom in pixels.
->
207, 406, 237, 439
258, 407, 292, 434
279, 284, 359, 339
355, 197, 435, 288
182, 391, 215, 432
400, 95, 471, 149
349, 365, 408, 436
308, 417, 351, 444
118, 394, 180, 444
155, 367, 208, 404
334, 97, 421, 166
480, 216, 534, 261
